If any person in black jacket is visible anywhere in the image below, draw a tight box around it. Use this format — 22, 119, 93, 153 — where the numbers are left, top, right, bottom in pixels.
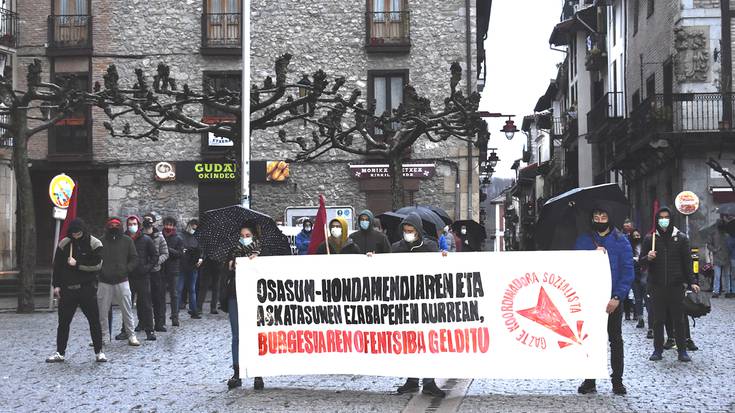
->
392, 213, 446, 398
162, 217, 184, 327
46, 218, 107, 363
116, 215, 158, 341
640, 207, 700, 362
179, 219, 204, 319
349, 209, 391, 254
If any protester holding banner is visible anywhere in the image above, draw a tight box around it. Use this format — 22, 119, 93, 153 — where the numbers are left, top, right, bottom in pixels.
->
46, 218, 107, 363
391, 212, 446, 398
223, 220, 265, 391
574, 205, 634, 396
295, 219, 313, 255
640, 207, 700, 363
316, 217, 361, 254
349, 210, 391, 254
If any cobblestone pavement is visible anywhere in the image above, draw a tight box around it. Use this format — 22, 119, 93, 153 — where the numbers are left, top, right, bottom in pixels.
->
1, 298, 734, 413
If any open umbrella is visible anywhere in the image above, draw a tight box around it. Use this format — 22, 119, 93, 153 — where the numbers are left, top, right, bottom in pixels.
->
196, 205, 291, 262
536, 183, 630, 250
451, 219, 486, 251
395, 206, 447, 236
716, 203, 735, 216
417, 205, 453, 225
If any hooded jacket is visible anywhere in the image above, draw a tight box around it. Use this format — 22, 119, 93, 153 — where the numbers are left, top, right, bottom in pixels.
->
52, 219, 103, 288
126, 215, 158, 279
163, 228, 184, 276
316, 217, 360, 254
100, 218, 138, 284
180, 228, 202, 272
640, 207, 697, 288
147, 228, 169, 273
391, 213, 440, 253
349, 210, 391, 254
574, 227, 635, 300
295, 220, 313, 255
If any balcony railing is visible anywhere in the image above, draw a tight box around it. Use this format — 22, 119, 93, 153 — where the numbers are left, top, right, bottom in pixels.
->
631, 93, 735, 135
366, 11, 410, 52
0, 113, 12, 148
551, 117, 568, 137
588, 91, 624, 135
47, 15, 92, 52
0, 8, 18, 48
201, 12, 241, 53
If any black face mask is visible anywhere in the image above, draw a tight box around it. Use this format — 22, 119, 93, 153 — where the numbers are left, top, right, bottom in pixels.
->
107, 227, 122, 236
592, 222, 609, 233
725, 220, 735, 236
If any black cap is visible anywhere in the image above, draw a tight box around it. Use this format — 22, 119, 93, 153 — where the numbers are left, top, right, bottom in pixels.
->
68, 218, 85, 234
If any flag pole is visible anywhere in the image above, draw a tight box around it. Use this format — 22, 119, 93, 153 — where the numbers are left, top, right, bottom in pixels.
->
324, 224, 330, 255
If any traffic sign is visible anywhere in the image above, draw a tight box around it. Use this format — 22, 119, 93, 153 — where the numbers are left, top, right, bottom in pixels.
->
49, 174, 75, 209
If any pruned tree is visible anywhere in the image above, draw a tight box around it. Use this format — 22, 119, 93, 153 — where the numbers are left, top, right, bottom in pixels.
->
97, 54, 489, 209
0, 59, 90, 313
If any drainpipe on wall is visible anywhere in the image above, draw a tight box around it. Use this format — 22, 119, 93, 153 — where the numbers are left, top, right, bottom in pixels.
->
465, 0, 473, 220
241, 2, 251, 208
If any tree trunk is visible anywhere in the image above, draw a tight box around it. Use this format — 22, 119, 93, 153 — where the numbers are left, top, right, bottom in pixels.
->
12, 113, 37, 313
389, 156, 404, 210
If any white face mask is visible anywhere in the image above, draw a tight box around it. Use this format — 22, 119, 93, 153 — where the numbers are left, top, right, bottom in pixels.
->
240, 237, 253, 247
128, 225, 138, 234
403, 232, 417, 243
461, 228, 467, 235
188, 228, 196, 235
330, 227, 342, 238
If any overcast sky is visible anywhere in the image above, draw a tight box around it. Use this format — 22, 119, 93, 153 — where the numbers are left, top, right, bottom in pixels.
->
480, 0, 565, 178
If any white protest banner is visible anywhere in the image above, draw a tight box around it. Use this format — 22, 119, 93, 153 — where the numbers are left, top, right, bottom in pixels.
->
236, 251, 611, 379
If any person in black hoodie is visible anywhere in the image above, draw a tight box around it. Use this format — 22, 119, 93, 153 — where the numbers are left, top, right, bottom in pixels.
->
46, 218, 107, 363
116, 215, 158, 341
162, 217, 184, 327
640, 207, 700, 362
391, 213, 446, 398
179, 219, 204, 319
349, 209, 391, 254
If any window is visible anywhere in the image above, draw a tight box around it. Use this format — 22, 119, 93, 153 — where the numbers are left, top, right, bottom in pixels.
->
366, 0, 409, 51
647, 0, 654, 18
50, 0, 90, 50
367, 70, 407, 139
55, 0, 87, 14
202, 71, 241, 154
646, 74, 656, 97
50, 73, 90, 157
633, 0, 639, 34
204, 0, 241, 49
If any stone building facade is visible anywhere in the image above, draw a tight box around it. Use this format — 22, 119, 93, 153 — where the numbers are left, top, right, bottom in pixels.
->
15, 0, 490, 265
0, 0, 17, 272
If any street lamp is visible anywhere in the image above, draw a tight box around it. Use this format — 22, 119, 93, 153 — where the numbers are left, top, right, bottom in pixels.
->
487, 148, 499, 168
501, 117, 518, 140
297, 74, 312, 113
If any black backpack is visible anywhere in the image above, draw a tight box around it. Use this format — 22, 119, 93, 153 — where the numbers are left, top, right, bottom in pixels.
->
682, 290, 711, 318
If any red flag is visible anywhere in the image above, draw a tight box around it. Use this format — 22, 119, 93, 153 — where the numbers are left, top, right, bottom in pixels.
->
307, 195, 328, 255
650, 198, 660, 235
59, 183, 79, 241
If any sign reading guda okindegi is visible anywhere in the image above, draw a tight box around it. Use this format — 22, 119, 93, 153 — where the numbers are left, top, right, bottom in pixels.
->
166, 161, 238, 182
236, 251, 612, 379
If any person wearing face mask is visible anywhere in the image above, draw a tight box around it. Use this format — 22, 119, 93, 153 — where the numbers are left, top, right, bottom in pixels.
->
391, 213, 446, 398
574, 206, 634, 396
295, 219, 313, 255
628, 229, 647, 329
98, 217, 140, 346
640, 207, 701, 363
46, 218, 107, 363
438, 225, 456, 253
316, 217, 361, 254
179, 219, 204, 319
457, 225, 478, 252
222, 220, 264, 391
116, 216, 158, 342
706, 214, 733, 298
142, 214, 170, 331
162, 217, 184, 327
349, 210, 391, 254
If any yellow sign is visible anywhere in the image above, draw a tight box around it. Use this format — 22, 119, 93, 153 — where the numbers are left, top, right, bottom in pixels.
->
266, 161, 289, 182
49, 174, 75, 209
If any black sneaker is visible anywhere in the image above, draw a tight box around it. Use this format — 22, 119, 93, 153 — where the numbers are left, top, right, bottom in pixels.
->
612, 380, 627, 395
646, 329, 654, 339
154, 326, 167, 333
686, 339, 698, 351
188, 310, 202, 319
397, 379, 420, 394
678, 351, 692, 362
577, 379, 596, 394
649, 352, 663, 361
171, 318, 180, 327
145, 331, 157, 341
712, 293, 720, 298
624, 314, 631, 321
421, 381, 446, 398
115, 332, 129, 341
134, 324, 142, 332
663, 338, 676, 350
636, 319, 645, 329
253, 377, 264, 390
227, 376, 242, 390
210, 309, 219, 315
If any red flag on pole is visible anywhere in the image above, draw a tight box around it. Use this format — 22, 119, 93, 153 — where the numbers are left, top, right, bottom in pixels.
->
58, 184, 79, 241
650, 198, 659, 235
307, 195, 328, 255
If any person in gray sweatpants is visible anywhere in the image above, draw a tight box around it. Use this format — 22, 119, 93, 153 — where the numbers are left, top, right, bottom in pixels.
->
98, 217, 140, 346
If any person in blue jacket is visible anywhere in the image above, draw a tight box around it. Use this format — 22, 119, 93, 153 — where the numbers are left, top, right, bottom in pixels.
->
574, 205, 634, 396
295, 219, 313, 255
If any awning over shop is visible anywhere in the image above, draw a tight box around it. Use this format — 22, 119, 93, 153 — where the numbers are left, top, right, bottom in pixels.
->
711, 187, 735, 203
548, 5, 598, 47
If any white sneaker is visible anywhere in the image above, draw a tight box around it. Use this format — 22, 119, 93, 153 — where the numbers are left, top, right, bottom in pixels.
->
128, 335, 141, 346
46, 352, 65, 363
95, 352, 108, 362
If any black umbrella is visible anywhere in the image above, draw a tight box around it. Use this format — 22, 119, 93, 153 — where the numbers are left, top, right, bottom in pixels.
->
451, 219, 486, 251
717, 203, 735, 216
417, 205, 453, 225
536, 183, 630, 250
196, 205, 291, 262
395, 206, 447, 236
377, 211, 440, 244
